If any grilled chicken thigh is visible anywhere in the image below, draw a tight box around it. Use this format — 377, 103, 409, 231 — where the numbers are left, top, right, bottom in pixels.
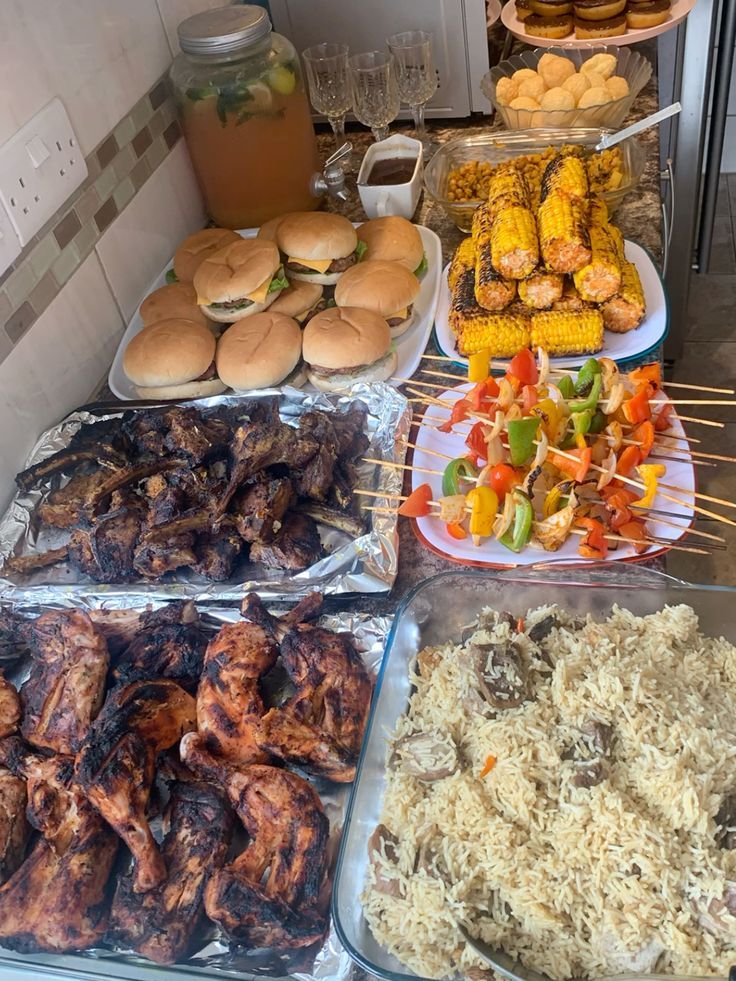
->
0, 673, 21, 737
20, 609, 109, 755
76, 679, 196, 893
0, 771, 28, 884
108, 780, 234, 964
112, 601, 206, 691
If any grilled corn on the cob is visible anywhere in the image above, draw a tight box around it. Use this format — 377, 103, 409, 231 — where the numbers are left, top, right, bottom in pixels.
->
537, 192, 591, 274
475, 243, 517, 310
540, 155, 589, 204
518, 269, 564, 309
486, 164, 532, 219
572, 222, 621, 302
530, 309, 604, 356
601, 260, 646, 333
552, 278, 591, 312
490, 205, 539, 280
448, 236, 475, 291
588, 195, 609, 227
450, 267, 530, 356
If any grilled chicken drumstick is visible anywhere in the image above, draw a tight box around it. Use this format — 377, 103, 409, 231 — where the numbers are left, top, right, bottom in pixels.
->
180, 735, 330, 949
108, 780, 234, 964
76, 679, 196, 893
20, 609, 109, 755
0, 673, 21, 737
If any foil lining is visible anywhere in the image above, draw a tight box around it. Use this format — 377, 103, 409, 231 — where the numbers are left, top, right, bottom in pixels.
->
0, 383, 411, 605
0, 597, 392, 981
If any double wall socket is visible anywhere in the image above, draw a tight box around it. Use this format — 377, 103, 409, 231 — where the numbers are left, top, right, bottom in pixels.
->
0, 98, 87, 247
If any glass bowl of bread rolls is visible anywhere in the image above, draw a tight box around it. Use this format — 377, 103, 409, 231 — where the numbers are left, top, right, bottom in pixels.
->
481, 46, 652, 130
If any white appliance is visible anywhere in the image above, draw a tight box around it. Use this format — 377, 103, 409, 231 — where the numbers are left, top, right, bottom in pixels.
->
268, 0, 491, 117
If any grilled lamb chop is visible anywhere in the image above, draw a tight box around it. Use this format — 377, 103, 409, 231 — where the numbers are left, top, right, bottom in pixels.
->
2, 546, 70, 578
162, 407, 231, 464
75, 679, 196, 893
112, 602, 206, 690
37, 470, 111, 529
232, 474, 295, 543
20, 609, 109, 756
107, 780, 234, 964
250, 512, 322, 571
292, 412, 340, 502
15, 418, 129, 492
68, 507, 143, 583
132, 534, 197, 578
192, 527, 243, 581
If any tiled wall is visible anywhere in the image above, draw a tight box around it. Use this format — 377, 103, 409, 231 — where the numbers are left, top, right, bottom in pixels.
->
0, 0, 224, 509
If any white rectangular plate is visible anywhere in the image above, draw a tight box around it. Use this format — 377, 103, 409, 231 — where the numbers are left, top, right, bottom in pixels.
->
410, 385, 695, 568
434, 240, 668, 371
108, 223, 442, 401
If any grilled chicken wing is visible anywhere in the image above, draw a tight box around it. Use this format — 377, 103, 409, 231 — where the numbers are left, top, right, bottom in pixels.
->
108, 780, 234, 964
0, 673, 21, 737
0, 771, 28, 884
0, 747, 118, 952
20, 609, 109, 755
112, 601, 206, 691
180, 736, 329, 949
76, 679, 196, 893
196, 621, 278, 764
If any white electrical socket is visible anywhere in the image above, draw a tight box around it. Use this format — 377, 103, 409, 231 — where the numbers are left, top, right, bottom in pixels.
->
0, 98, 87, 246
0, 199, 22, 276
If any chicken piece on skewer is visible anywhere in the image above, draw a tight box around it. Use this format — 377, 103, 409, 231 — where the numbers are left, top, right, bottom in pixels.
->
180, 735, 330, 949
112, 601, 207, 691
196, 620, 279, 765
20, 609, 109, 756
75, 679, 196, 893
108, 780, 234, 964
0, 673, 21, 737
0, 743, 118, 952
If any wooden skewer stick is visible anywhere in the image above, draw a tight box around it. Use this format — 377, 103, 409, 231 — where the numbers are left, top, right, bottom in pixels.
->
399, 438, 454, 461
654, 430, 701, 444
629, 509, 726, 545
354, 488, 407, 500
362, 457, 441, 478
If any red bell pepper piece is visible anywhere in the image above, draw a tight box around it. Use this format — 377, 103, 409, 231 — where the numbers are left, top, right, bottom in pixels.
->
631, 420, 655, 460
509, 349, 538, 386
398, 483, 433, 517
466, 421, 489, 463
629, 363, 661, 389
446, 522, 467, 540
576, 516, 609, 560
615, 445, 642, 477
469, 377, 499, 411
653, 401, 674, 432
608, 502, 633, 530
549, 447, 592, 484
602, 487, 638, 508
522, 384, 539, 414
622, 385, 652, 425
618, 518, 649, 554
438, 397, 472, 433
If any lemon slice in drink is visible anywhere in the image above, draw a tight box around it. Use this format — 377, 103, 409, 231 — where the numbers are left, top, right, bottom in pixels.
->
246, 81, 274, 110
267, 66, 296, 95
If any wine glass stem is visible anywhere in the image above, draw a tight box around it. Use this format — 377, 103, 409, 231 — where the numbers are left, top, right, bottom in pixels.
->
329, 114, 347, 152
412, 103, 427, 141
371, 125, 390, 142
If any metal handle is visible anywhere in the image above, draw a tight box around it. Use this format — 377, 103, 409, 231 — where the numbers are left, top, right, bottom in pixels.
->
659, 158, 675, 277
310, 141, 352, 202
596, 102, 681, 152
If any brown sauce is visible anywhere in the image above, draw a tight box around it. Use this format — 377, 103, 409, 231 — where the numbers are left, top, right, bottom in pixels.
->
363, 156, 417, 186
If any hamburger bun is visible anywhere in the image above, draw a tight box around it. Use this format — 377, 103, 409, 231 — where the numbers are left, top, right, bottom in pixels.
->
173, 227, 241, 282
268, 280, 325, 322
257, 211, 312, 242
334, 260, 419, 338
215, 311, 303, 391
139, 282, 212, 331
277, 212, 358, 285
356, 216, 424, 272
123, 319, 225, 400
302, 306, 396, 393
193, 238, 284, 323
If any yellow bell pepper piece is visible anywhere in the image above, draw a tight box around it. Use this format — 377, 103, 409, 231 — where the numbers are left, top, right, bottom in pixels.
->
533, 397, 564, 443
466, 485, 498, 544
632, 463, 666, 509
468, 348, 491, 383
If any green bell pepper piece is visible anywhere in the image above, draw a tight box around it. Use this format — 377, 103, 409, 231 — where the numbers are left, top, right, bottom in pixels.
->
589, 408, 607, 434
507, 417, 540, 467
500, 489, 534, 553
573, 409, 593, 438
442, 458, 479, 497
574, 357, 602, 396
557, 375, 575, 400
165, 268, 178, 284
569, 374, 602, 414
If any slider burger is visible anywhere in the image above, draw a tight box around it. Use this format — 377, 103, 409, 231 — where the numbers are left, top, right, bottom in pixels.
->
139, 282, 212, 332
334, 259, 419, 338
268, 280, 326, 325
276, 212, 365, 285
216, 311, 305, 390
123, 319, 226, 399
357, 216, 427, 275
193, 238, 288, 323
302, 306, 396, 393
173, 227, 241, 282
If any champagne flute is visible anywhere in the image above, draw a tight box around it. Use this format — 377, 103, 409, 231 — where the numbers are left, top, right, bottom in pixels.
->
302, 42, 352, 152
387, 30, 438, 145
348, 50, 400, 142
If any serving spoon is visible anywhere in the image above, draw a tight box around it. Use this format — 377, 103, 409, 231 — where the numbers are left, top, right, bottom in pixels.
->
595, 102, 681, 152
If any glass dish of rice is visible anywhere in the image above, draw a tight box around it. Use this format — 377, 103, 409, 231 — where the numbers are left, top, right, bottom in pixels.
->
333, 567, 736, 981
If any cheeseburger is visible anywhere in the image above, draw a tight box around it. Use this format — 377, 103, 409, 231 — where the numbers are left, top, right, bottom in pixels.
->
216, 311, 305, 391
193, 238, 288, 323
334, 260, 419, 338
123, 319, 225, 399
276, 212, 365, 285
173, 227, 241, 282
302, 307, 396, 392
139, 281, 212, 332
269, 280, 326, 325
357, 216, 427, 275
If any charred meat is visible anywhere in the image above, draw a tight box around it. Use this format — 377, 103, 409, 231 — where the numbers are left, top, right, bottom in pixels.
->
250, 512, 323, 571
112, 602, 207, 690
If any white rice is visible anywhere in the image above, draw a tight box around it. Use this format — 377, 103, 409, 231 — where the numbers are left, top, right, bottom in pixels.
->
363, 604, 736, 980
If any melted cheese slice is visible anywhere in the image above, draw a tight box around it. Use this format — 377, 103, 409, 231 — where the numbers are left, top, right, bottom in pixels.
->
287, 256, 332, 274
245, 277, 271, 304
391, 307, 409, 320
197, 295, 211, 306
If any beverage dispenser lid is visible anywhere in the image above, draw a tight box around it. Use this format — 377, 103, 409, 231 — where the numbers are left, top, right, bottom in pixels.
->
178, 5, 272, 55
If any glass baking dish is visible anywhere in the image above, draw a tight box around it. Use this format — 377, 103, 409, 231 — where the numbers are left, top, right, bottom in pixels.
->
424, 128, 645, 231
332, 565, 736, 981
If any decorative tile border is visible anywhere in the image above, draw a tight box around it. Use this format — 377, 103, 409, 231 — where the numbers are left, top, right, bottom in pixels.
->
0, 74, 183, 358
